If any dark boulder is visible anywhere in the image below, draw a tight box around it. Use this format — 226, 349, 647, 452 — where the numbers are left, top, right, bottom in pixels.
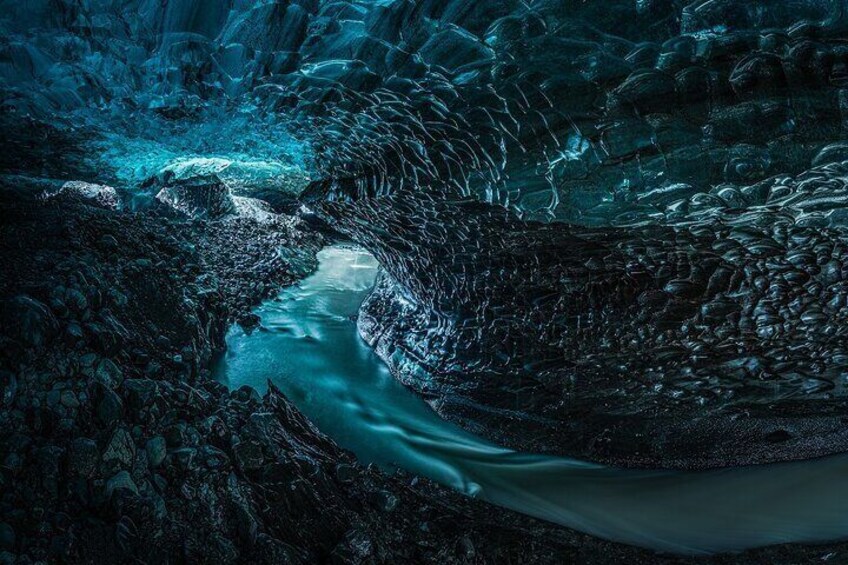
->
2, 296, 58, 349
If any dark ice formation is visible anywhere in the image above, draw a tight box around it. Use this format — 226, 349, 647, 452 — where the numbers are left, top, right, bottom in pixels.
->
5, 0, 848, 466
5, 0, 848, 560
4, 0, 848, 221
307, 172, 848, 465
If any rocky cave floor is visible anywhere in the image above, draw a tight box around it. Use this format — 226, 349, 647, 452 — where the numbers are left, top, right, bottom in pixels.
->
0, 180, 846, 564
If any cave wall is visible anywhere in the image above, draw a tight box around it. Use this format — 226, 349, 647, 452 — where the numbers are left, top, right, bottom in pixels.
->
3, 0, 847, 223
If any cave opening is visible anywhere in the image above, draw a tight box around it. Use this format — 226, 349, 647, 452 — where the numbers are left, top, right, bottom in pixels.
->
3, 0, 848, 563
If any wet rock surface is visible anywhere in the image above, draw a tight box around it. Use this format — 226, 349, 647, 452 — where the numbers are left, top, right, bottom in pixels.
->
4, 178, 846, 563
0, 180, 675, 564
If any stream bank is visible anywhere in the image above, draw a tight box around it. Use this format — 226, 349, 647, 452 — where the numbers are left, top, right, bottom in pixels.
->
0, 180, 655, 564
0, 179, 845, 563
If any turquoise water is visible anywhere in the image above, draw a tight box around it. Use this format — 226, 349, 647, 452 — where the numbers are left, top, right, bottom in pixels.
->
214, 245, 848, 555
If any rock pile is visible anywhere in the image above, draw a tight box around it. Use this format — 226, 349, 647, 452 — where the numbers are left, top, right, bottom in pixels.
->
1, 179, 699, 564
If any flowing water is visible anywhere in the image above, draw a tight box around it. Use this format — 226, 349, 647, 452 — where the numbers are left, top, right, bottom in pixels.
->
214, 245, 848, 555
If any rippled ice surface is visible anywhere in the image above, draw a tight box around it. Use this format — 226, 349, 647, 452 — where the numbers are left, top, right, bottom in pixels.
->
215, 245, 848, 555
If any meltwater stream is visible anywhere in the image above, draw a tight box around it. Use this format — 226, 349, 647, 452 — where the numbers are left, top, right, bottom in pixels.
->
214, 245, 848, 556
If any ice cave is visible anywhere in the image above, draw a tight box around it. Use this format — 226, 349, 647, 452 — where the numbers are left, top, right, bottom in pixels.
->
3, 0, 848, 563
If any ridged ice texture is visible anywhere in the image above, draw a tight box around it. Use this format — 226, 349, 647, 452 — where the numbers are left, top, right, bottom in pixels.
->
214, 246, 848, 556
3, 1, 848, 222
306, 168, 848, 463
7, 0, 848, 462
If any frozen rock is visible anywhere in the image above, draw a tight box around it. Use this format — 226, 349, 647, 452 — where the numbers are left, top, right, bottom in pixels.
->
155, 174, 236, 219
51, 181, 119, 209
105, 471, 138, 498
103, 428, 136, 469
68, 438, 99, 478
145, 436, 167, 469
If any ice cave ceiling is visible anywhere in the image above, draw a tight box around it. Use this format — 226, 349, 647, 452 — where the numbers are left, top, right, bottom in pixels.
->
9, 2, 848, 559
6, 0, 848, 442
4, 0, 848, 223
